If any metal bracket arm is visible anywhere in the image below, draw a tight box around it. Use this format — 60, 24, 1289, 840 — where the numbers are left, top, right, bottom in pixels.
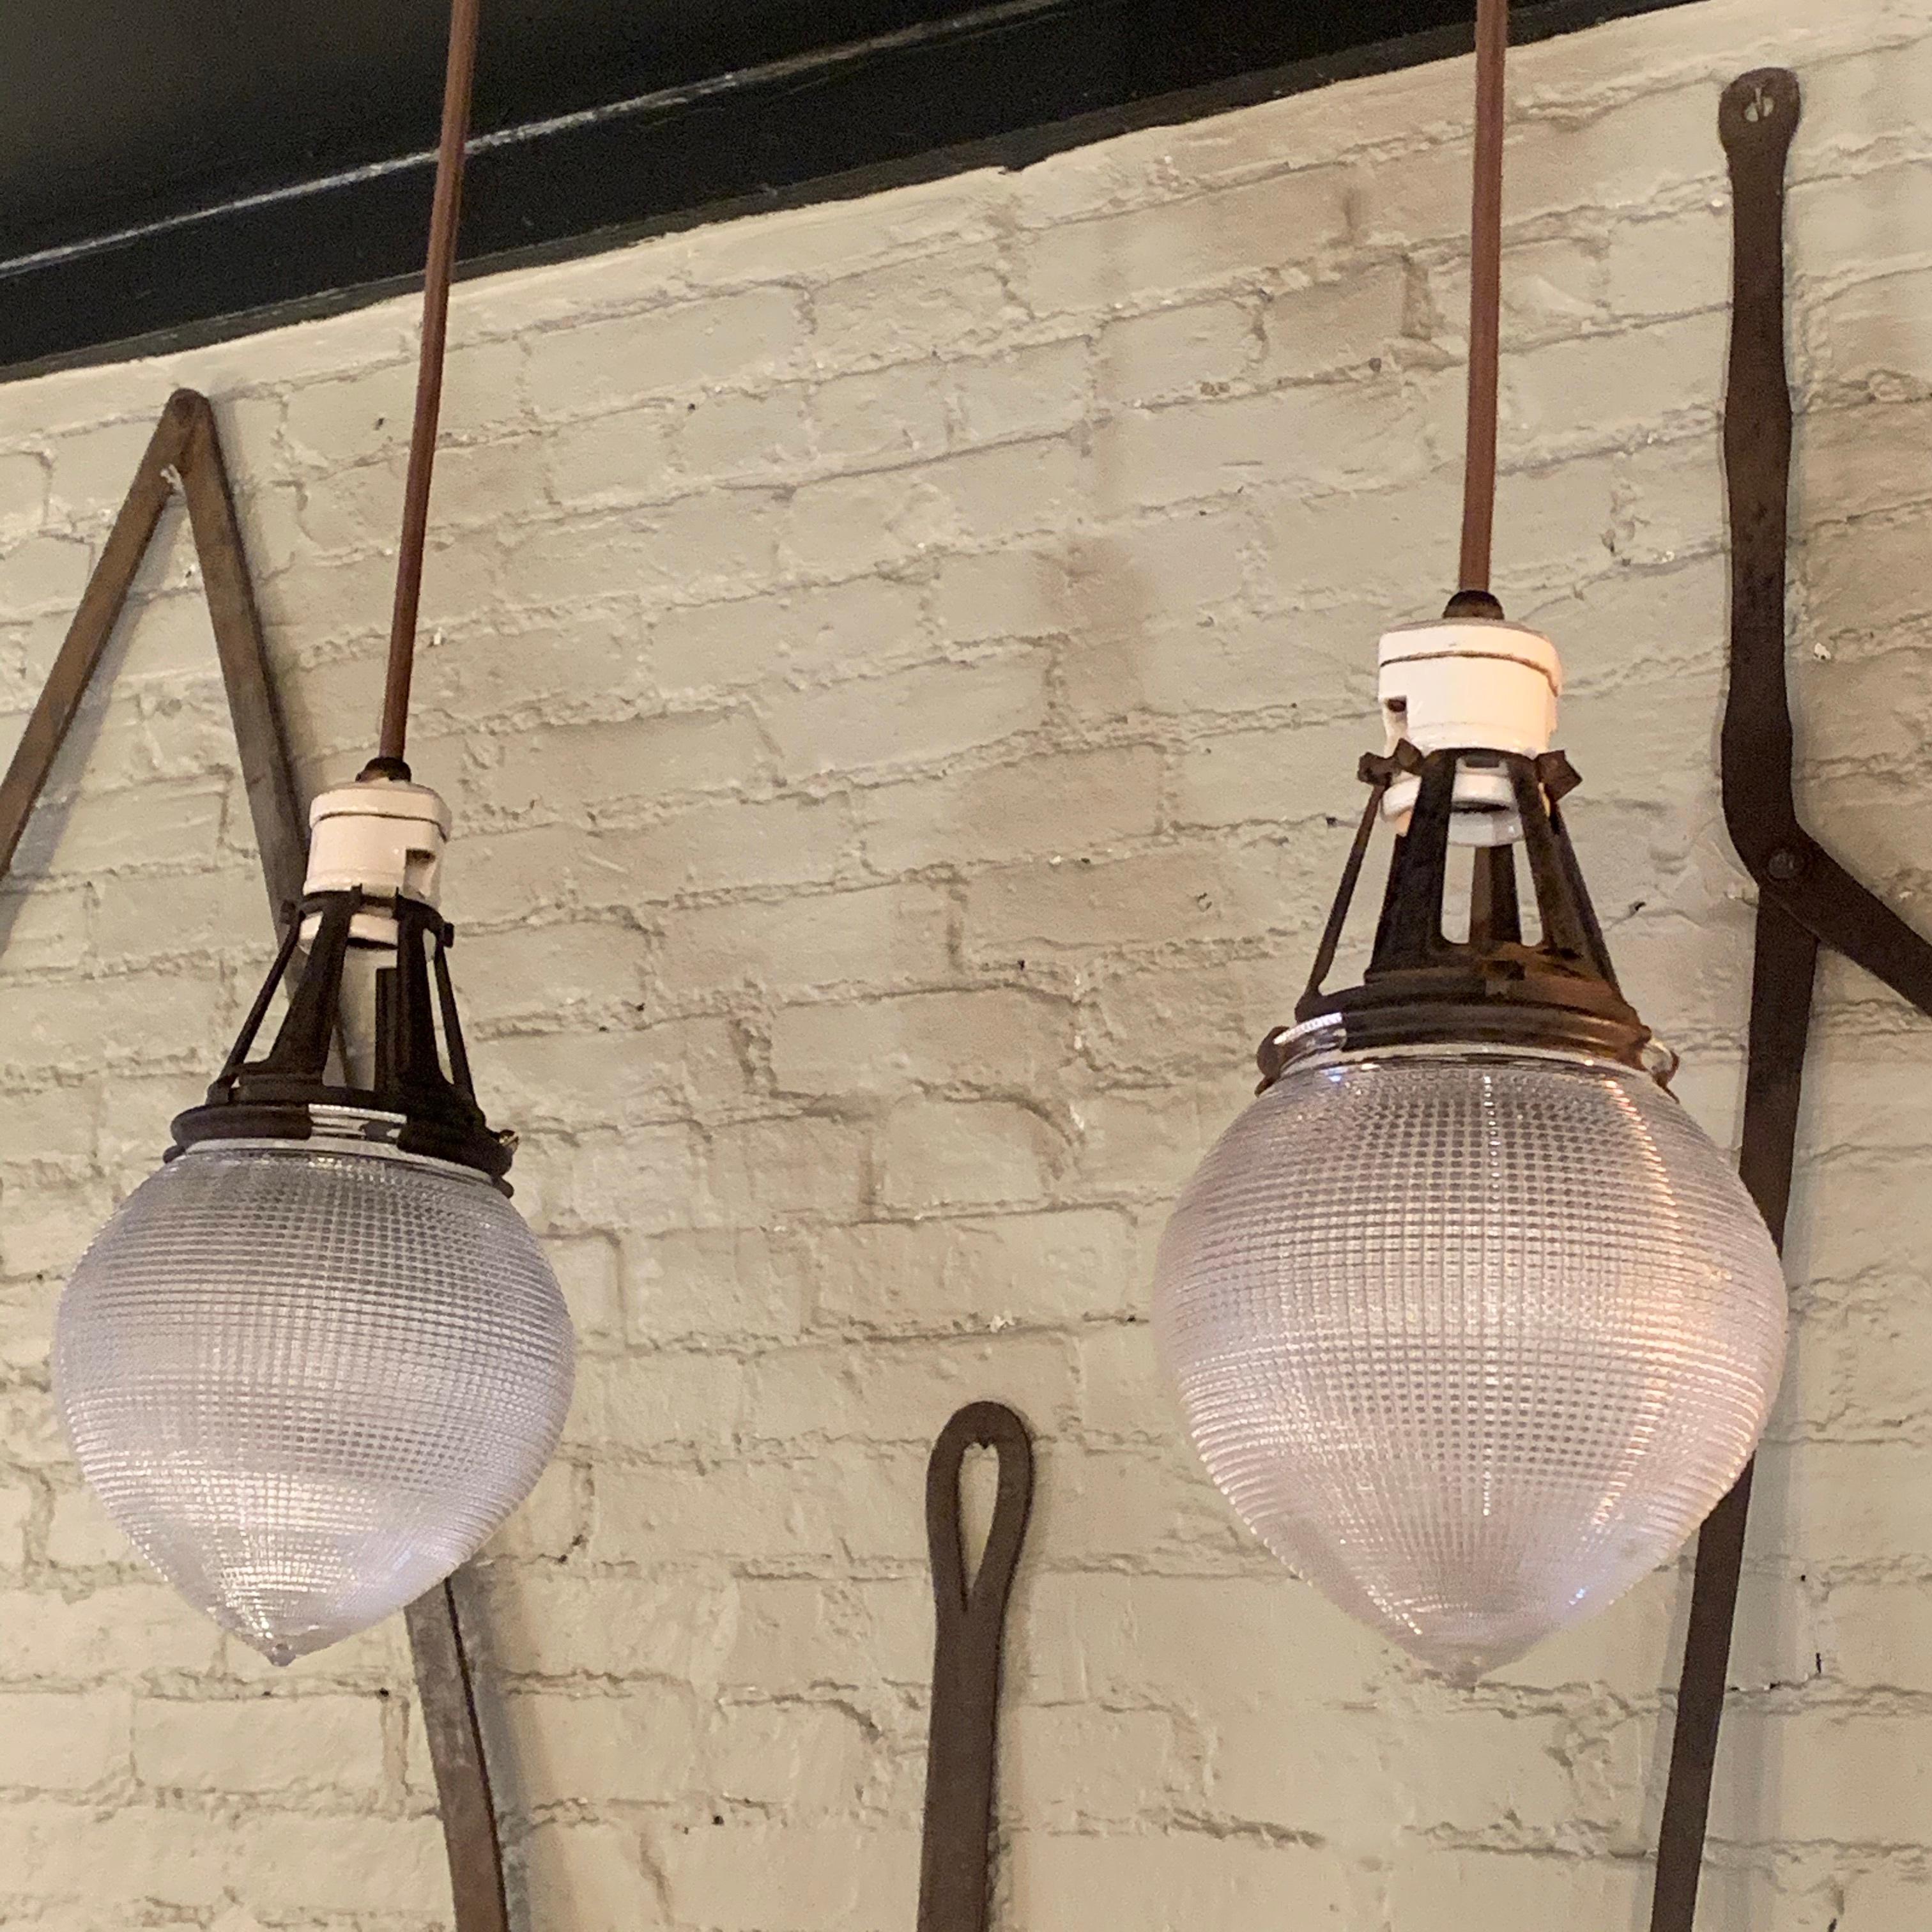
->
1651, 68, 1932, 1932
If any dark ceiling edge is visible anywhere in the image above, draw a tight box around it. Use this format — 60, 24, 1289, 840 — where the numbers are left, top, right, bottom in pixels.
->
0, 0, 1692, 387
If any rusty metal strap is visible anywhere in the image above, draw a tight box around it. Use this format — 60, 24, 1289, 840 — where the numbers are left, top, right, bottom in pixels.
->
0, 388, 507, 1932
918, 1402, 1034, 1932
1652, 68, 1932, 1928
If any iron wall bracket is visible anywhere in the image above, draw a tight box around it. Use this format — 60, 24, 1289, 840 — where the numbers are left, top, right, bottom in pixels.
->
1650, 68, 1932, 1931
917, 1402, 1034, 1932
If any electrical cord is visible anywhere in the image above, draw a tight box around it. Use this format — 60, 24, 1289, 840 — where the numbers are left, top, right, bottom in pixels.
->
1453, 0, 1508, 616
371, 0, 483, 778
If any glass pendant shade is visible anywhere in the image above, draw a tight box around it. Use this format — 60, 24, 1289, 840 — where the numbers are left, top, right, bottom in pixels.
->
1153, 1045, 1787, 1680
54, 1135, 572, 1664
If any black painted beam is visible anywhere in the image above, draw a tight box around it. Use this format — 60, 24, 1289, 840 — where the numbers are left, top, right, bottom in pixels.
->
0, 0, 1698, 379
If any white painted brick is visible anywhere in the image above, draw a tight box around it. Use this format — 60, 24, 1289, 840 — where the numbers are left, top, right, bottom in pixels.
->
1015, 169, 1353, 318
1844, 1870, 1932, 1931
483, 1455, 585, 1560
1006, 1831, 1350, 1926
0, 451, 48, 537
742, 1332, 1076, 1446
0, 974, 227, 1080
567, 1351, 745, 1450
1170, 716, 1378, 832
284, 338, 523, 466
1430, 235, 1606, 346
524, 290, 808, 417
476, 1573, 742, 1685
503, 491, 786, 606
1260, 263, 1410, 380
481, 709, 771, 816
770, 988, 1074, 1098
503, 1685, 700, 1802
1503, 310, 1729, 447
963, 840, 1319, 960
88, 864, 268, 967
652, 882, 953, 995
878, 1098, 1066, 1211
1711, 1710, 1932, 1847
517, 1821, 658, 1932
0, 1693, 127, 1792
555, 1124, 705, 1234
779, 466, 953, 577
1007, 1705, 1182, 1826
931, 544, 1072, 644
224, 1814, 450, 1915
813, 245, 1021, 362
0, 533, 93, 613
0, 1584, 224, 1681
542, 403, 678, 507
708, 1700, 868, 1812
591, 1446, 926, 1567
624, 1227, 813, 1346
724, 1575, 929, 1690
704, 1115, 870, 1224
947, 338, 1093, 443
48, 419, 158, 519
45, 1486, 132, 1569
677, 385, 815, 483
1089, 374, 1442, 514
1099, 300, 1258, 405
926, 436, 1091, 547
455, 919, 649, 1023
1606, 203, 1731, 321
411, 610, 650, 727
0, 1801, 227, 1908
1386, 1851, 1648, 1930
651, 575, 926, 692
133, 1696, 385, 1795
807, 1208, 1138, 1332
486, 1020, 746, 1128
544, 1232, 624, 1346
10, 779, 225, 880
857, 744, 1163, 874
603, 792, 852, 899
0, 1484, 28, 1573
810, 361, 952, 465
761, 650, 1048, 779
0, 882, 88, 972
654, 1822, 919, 1931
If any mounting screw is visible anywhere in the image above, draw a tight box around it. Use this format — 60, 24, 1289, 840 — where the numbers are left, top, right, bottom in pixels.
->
1767, 847, 1804, 882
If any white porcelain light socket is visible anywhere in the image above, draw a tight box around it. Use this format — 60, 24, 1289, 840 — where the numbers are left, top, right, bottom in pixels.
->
1377, 618, 1563, 845
303, 779, 452, 944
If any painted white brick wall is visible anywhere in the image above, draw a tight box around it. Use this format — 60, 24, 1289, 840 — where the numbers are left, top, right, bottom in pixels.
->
0, 0, 1929, 1922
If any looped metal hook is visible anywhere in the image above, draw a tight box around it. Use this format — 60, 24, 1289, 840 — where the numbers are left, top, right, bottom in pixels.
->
917, 1402, 1034, 1932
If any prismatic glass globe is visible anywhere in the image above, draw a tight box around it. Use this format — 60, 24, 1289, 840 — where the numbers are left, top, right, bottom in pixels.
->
53, 1136, 574, 1664
1153, 1045, 1787, 1680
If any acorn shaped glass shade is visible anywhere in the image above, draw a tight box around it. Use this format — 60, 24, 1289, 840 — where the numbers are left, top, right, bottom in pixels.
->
1153, 1046, 1788, 1680
53, 1137, 574, 1664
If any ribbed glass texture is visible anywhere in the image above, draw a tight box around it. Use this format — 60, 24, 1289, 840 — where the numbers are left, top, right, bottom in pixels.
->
1154, 1048, 1788, 1680
53, 1138, 574, 1664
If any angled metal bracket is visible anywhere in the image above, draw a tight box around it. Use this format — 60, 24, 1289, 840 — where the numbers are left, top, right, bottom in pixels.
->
0, 388, 509, 1932
1649, 69, 1932, 1929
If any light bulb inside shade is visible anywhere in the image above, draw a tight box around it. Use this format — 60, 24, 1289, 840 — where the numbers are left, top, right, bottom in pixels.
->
53, 1136, 573, 1664
1153, 1046, 1787, 1681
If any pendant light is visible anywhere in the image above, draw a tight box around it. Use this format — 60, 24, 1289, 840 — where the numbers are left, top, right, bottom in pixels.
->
51, 0, 574, 1666
1151, 0, 1787, 1682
